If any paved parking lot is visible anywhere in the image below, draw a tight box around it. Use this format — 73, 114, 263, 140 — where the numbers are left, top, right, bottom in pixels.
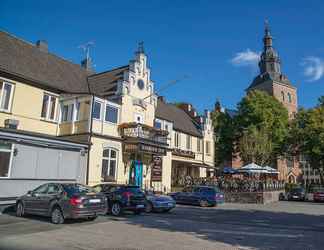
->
0, 201, 324, 250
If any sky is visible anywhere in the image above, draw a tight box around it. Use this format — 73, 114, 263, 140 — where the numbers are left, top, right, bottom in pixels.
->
1, 0, 324, 112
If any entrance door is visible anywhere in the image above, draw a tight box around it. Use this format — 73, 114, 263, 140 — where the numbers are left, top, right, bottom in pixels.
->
129, 160, 143, 187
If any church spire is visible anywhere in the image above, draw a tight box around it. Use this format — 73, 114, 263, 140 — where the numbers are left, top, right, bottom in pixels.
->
259, 20, 281, 75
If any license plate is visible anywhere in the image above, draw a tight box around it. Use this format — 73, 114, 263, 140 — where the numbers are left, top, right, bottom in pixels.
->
168, 203, 174, 207
136, 204, 144, 208
293, 196, 298, 198
89, 199, 101, 203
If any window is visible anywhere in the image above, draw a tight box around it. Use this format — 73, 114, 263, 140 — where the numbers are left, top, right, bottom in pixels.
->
61, 103, 74, 122
41, 94, 57, 121
197, 138, 202, 153
75, 102, 81, 121
287, 93, 292, 103
0, 142, 13, 178
32, 184, 48, 194
105, 105, 118, 124
206, 141, 211, 155
0, 82, 14, 112
281, 91, 285, 102
174, 132, 181, 148
92, 101, 102, 120
101, 148, 118, 182
186, 135, 191, 150
154, 120, 162, 129
134, 113, 144, 124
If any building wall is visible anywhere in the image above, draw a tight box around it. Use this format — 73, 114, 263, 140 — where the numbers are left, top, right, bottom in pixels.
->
272, 81, 297, 118
0, 76, 59, 135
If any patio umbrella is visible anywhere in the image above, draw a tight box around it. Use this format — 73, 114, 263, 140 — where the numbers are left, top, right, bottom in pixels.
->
222, 167, 238, 174
263, 166, 279, 174
238, 163, 268, 173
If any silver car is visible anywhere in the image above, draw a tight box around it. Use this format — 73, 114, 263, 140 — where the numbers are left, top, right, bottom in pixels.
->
145, 191, 176, 213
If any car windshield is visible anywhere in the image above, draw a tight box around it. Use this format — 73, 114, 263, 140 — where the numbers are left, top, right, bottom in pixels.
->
314, 188, 324, 193
63, 184, 95, 195
124, 186, 143, 194
291, 188, 304, 193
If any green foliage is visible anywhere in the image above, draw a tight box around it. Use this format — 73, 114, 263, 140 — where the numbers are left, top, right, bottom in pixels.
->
288, 105, 324, 184
238, 126, 273, 166
211, 110, 236, 166
235, 90, 289, 157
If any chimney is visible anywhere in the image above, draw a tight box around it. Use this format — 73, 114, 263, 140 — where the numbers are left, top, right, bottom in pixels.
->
81, 58, 92, 71
158, 96, 165, 103
36, 40, 48, 52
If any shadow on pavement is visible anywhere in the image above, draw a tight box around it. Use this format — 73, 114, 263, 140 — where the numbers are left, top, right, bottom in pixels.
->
123, 205, 324, 250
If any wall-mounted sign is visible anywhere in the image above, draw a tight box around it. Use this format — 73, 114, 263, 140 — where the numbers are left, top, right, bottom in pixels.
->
172, 148, 195, 159
151, 156, 162, 182
123, 143, 166, 156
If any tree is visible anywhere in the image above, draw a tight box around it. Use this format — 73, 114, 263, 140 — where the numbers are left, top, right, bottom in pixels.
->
235, 90, 289, 164
288, 103, 324, 184
238, 126, 272, 166
211, 108, 236, 166
317, 96, 324, 107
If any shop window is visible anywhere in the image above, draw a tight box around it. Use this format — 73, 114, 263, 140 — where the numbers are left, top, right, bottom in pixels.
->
61, 103, 74, 122
92, 101, 102, 120
206, 141, 211, 155
186, 135, 191, 150
41, 93, 58, 121
105, 105, 118, 124
0, 142, 13, 178
0, 82, 14, 112
101, 148, 118, 182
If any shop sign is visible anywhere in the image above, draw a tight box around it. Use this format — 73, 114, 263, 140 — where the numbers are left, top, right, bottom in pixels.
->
123, 143, 166, 155
151, 156, 162, 182
172, 148, 195, 158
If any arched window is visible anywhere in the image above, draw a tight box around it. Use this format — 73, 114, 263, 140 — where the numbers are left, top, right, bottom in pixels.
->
281, 91, 285, 102
101, 148, 118, 182
287, 92, 292, 103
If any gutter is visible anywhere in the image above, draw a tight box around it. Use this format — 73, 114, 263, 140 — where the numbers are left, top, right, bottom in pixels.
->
86, 94, 95, 185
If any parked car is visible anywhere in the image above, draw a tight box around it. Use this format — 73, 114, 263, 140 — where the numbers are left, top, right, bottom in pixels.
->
313, 187, 324, 202
144, 191, 176, 213
169, 185, 224, 207
16, 183, 107, 224
287, 187, 306, 201
305, 185, 322, 201
93, 184, 146, 216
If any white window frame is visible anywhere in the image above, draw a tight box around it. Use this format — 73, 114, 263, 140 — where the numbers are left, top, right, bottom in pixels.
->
101, 148, 118, 182
41, 93, 58, 122
134, 113, 144, 124
174, 132, 181, 148
104, 104, 119, 124
186, 134, 191, 150
92, 101, 103, 120
0, 142, 14, 179
0, 81, 15, 112
61, 103, 75, 123
197, 138, 202, 153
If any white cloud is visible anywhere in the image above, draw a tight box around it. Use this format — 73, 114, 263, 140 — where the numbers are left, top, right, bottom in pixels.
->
231, 49, 260, 67
302, 57, 324, 82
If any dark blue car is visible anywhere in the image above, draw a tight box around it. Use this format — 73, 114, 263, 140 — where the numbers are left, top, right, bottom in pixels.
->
170, 185, 224, 207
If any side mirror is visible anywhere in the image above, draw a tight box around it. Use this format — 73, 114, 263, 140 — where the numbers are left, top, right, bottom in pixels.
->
27, 190, 32, 195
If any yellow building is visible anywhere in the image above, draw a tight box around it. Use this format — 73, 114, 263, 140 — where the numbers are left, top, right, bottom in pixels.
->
0, 31, 216, 199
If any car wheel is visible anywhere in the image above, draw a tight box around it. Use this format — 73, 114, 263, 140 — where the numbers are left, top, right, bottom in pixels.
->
111, 202, 122, 216
16, 202, 25, 217
199, 199, 209, 207
51, 207, 64, 224
145, 202, 153, 213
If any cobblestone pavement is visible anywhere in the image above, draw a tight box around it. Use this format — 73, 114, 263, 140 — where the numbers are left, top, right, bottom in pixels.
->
0, 201, 324, 250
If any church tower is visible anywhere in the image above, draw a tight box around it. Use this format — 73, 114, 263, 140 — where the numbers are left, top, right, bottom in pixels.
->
246, 22, 300, 183
247, 21, 298, 118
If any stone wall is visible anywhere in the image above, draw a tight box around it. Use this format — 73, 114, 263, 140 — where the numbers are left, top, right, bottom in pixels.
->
224, 190, 283, 204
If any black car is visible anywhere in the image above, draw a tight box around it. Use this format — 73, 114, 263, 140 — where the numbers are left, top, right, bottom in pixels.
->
287, 187, 306, 201
93, 184, 146, 216
16, 183, 107, 224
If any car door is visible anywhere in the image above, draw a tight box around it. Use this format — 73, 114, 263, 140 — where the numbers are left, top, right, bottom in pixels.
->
189, 187, 201, 205
180, 187, 192, 204
39, 183, 62, 216
26, 184, 49, 215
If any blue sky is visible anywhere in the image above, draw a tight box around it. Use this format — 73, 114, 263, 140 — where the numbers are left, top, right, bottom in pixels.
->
1, 1, 324, 112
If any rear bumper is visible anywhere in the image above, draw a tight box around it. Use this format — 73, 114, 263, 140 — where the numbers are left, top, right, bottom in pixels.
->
68, 207, 107, 219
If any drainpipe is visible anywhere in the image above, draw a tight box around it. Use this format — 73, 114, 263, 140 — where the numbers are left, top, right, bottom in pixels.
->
86, 94, 94, 185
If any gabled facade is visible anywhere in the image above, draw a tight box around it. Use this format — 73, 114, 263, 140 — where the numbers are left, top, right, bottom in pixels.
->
0, 30, 216, 200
